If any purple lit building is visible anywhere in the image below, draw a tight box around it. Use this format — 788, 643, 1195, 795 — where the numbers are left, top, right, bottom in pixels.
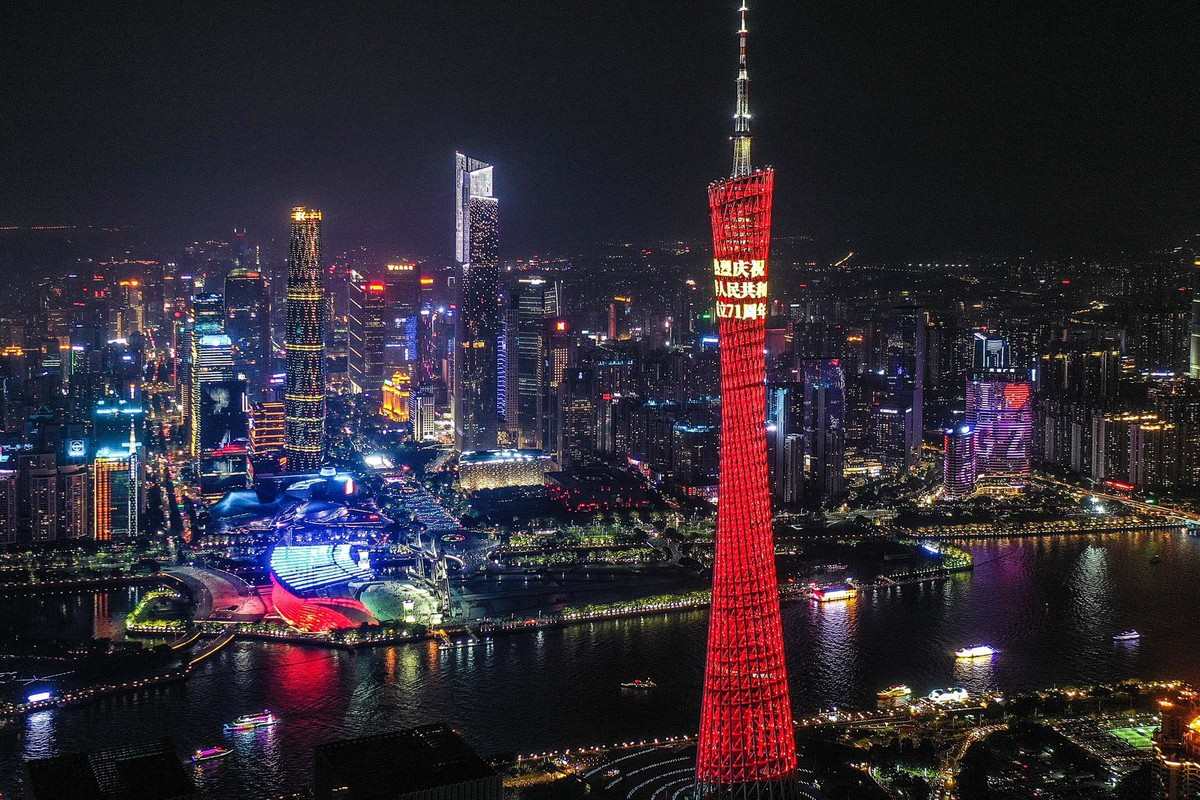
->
943, 424, 976, 499
966, 376, 1033, 480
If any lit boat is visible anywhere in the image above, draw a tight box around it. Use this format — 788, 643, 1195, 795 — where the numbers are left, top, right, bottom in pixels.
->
812, 583, 858, 603
877, 685, 912, 700
223, 710, 277, 732
620, 678, 657, 690
191, 745, 232, 762
954, 645, 997, 659
1113, 630, 1141, 642
928, 687, 969, 705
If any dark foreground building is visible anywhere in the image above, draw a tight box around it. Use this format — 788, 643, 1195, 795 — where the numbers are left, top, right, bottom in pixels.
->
25, 738, 193, 800
314, 723, 501, 800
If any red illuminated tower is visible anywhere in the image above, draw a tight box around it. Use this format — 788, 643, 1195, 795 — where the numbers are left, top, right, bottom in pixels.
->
696, 3, 797, 798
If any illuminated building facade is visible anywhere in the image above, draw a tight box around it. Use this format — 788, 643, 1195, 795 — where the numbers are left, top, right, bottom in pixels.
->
510, 276, 560, 448
268, 543, 377, 632
284, 207, 326, 472
458, 449, 555, 492
348, 271, 388, 393
966, 375, 1033, 481
453, 153, 499, 452
93, 445, 139, 541
943, 424, 977, 499
0, 469, 15, 544
556, 368, 597, 470
1154, 689, 1200, 799
224, 268, 270, 391
802, 357, 846, 509
767, 381, 804, 509
250, 400, 286, 468
1192, 259, 1200, 380
697, 3, 797, 795
189, 328, 235, 458
381, 367, 413, 422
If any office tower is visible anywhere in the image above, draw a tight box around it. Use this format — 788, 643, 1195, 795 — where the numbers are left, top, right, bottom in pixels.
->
410, 385, 437, 441
1192, 258, 1200, 379
966, 376, 1033, 480
509, 276, 560, 448
802, 357, 846, 508
453, 153, 499, 452
697, 3, 797, 796
348, 271, 387, 393
188, 328, 235, 458
672, 419, 719, 493
556, 368, 597, 469
93, 430, 140, 542
943, 424, 977, 499
284, 207, 326, 473
0, 469, 16, 544
191, 292, 224, 327
883, 305, 926, 468
973, 332, 1010, 371
224, 268, 270, 390
766, 381, 804, 509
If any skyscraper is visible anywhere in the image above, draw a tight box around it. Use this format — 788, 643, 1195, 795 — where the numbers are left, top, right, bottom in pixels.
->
966, 375, 1033, 480
802, 357, 846, 509
696, 4, 797, 797
453, 153, 500, 452
284, 207, 326, 473
189, 327, 234, 458
347, 271, 387, 394
943, 424, 977, 499
224, 268, 271, 392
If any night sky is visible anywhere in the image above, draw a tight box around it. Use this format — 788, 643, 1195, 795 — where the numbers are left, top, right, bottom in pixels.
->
2, 1, 1195, 257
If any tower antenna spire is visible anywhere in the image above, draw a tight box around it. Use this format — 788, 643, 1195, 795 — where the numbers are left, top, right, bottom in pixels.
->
731, 1, 752, 177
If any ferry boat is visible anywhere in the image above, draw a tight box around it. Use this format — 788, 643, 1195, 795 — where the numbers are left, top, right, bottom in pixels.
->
928, 687, 969, 705
1113, 629, 1141, 642
954, 644, 997, 659
191, 745, 232, 763
620, 678, 657, 690
223, 710, 277, 732
877, 684, 912, 700
812, 583, 858, 603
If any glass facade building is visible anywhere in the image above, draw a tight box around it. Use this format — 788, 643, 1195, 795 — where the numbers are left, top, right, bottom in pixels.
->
284, 207, 326, 473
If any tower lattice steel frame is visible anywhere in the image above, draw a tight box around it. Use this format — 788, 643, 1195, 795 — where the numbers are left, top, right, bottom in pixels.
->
696, 4, 798, 798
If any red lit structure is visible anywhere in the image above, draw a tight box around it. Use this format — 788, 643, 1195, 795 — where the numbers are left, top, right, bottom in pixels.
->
696, 4, 797, 796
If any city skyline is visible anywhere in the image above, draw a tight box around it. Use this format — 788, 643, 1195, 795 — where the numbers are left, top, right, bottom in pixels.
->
1, 4, 1199, 800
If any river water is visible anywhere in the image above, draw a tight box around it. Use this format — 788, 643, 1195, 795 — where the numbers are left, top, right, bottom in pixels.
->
1, 532, 1197, 798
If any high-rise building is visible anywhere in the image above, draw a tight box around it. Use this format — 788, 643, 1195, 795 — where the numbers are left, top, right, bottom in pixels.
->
347, 271, 388, 394
189, 328, 235, 458
509, 276, 560, 448
93, 435, 140, 542
966, 375, 1033, 480
696, 3, 797, 795
973, 332, 1010, 371
1153, 688, 1200, 799
556, 368, 597, 470
284, 207, 326, 473
1191, 258, 1200, 380
0, 469, 16, 545
766, 381, 804, 509
224, 268, 271, 391
381, 367, 413, 423
802, 357, 846, 509
453, 153, 499, 452
943, 424, 977, 499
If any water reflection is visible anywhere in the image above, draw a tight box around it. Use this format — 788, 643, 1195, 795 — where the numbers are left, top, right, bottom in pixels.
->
3, 535, 1200, 800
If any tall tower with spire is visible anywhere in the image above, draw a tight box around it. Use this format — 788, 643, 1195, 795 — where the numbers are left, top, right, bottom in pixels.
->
731, 1, 752, 178
696, 3, 798, 799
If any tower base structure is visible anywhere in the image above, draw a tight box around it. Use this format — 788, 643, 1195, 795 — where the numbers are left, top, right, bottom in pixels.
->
693, 778, 807, 800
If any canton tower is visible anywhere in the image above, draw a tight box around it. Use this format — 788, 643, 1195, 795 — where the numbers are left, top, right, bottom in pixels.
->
696, 3, 797, 799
